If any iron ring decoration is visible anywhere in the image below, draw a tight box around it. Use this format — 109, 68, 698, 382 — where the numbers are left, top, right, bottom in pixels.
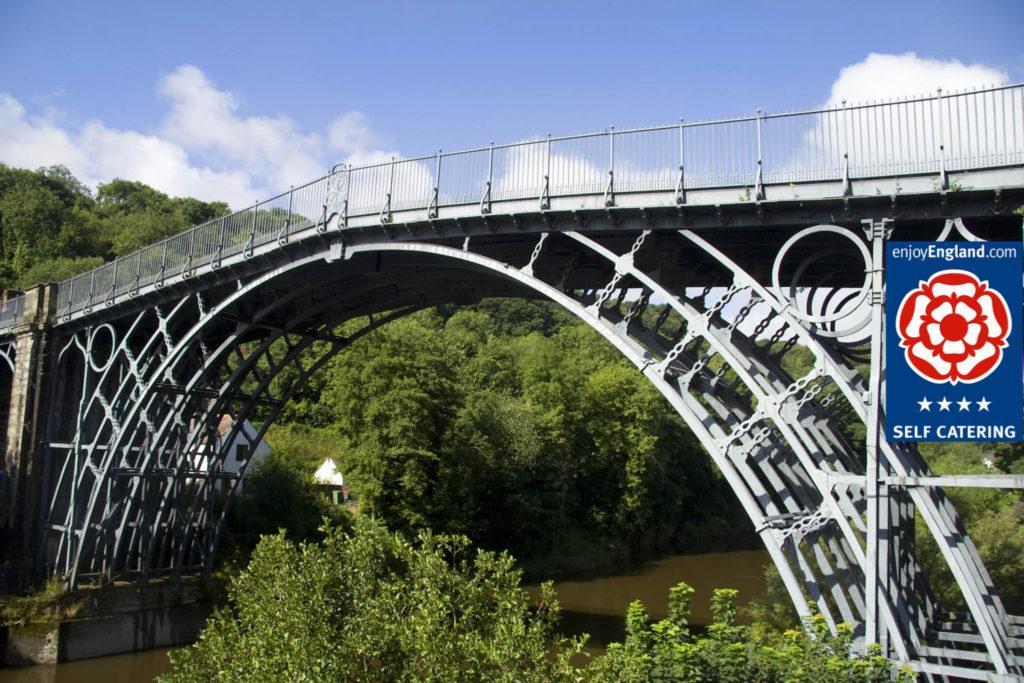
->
86, 323, 117, 373
795, 257, 874, 340
771, 224, 872, 327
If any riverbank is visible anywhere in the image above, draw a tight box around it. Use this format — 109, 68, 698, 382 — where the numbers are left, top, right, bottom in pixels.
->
1, 578, 222, 668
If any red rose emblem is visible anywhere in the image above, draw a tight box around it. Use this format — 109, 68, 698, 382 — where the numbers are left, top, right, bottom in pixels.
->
896, 269, 1011, 384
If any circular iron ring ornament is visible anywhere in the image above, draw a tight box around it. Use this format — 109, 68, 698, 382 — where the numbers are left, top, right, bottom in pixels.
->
86, 323, 117, 373
771, 225, 872, 336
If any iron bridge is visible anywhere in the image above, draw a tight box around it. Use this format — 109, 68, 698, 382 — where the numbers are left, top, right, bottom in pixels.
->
1, 84, 1024, 680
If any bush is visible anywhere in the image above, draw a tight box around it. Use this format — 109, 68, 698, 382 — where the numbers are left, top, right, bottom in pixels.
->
163, 519, 584, 682
590, 582, 914, 683
167, 518, 915, 682
220, 450, 342, 564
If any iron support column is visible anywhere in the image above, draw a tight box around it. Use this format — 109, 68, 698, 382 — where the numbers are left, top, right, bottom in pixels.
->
863, 218, 890, 654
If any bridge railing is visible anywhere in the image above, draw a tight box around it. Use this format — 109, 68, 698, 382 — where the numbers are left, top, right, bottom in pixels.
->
0, 294, 25, 332
30, 82, 1024, 327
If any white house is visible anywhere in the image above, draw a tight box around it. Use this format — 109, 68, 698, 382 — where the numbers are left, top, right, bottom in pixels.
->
189, 414, 271, 490
313, 458, 350, 504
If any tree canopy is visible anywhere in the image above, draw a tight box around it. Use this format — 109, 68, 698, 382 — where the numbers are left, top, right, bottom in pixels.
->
0, 164, 227, 290
262, 304, 753, 579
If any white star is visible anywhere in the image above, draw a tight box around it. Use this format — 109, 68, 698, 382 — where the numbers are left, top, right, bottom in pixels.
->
917, 397, 932, 411
957, 397, 972, 411
937, 397, 951, 411
976, 397, 991, 411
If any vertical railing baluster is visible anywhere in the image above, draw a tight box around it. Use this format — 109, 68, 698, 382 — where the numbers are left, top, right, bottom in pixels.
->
841, 100, 851, 196
183, 230, 194, 278
107, 258, 118, 305
540, 135, 551, 210
132, 250, 141, 294
244, 204, 257, 257
380, 157, 394, 224
937, 88, 948, 190
214, 217, 225, 268
755, 109, 765, 200
86, 269, 96, 310
280, 191, 293, 242
480, 142, 493, 214
604, 127, 615, 206
676, 119, 686, 204
429, 150, 441, 218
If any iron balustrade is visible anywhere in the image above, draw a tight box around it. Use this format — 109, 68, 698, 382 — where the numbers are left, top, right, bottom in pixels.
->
0, 295, 24, 330
3, 82, 1017, 331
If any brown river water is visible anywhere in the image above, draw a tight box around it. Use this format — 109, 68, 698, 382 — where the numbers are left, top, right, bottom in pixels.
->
1, 549, 769, 681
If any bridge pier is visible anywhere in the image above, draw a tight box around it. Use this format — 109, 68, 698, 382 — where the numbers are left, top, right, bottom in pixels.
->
0, 285, 55, 593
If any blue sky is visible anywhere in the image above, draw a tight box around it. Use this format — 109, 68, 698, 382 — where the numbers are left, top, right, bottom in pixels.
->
1, 0, 1021, 207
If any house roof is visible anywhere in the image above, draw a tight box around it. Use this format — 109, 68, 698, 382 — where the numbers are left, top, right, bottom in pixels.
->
313, 458, 345, 487
217, 414, 235, 436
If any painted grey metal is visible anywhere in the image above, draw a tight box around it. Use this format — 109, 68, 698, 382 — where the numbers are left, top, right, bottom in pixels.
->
34, 213, 1024, 679
827, 472, 1024, 489
5, 84, 1024, 680
0, 295, 25, 331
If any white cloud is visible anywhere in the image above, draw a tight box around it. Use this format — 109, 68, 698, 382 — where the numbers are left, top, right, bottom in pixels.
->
328, 111, 381, 156
765, 53, 1019, 183
826, 52, 1008, 105
0, 65, 393, 209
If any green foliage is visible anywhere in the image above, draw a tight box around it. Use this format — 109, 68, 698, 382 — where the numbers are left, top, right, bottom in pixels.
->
168, 529, 912, 682
95, 178, 227, 255
443, 297, 575, 337
993, 441, 1024, 474
294, 304, 753, 578
0, 164, 101, 285
221, 450, 343, 562
0, 164, 227, 289
15, 255, 105, 288
0, 578, 74, 626
744, 564, 801, 637
591, 582, 913, 683
915, 442, 1024, 613
262, 423, 348, 477
163, 519, 584, 682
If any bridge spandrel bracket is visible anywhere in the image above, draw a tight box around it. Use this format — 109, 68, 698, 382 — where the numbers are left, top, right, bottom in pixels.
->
326, 239, 346, 263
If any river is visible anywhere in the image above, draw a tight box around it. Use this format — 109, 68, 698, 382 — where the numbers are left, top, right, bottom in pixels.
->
0, 548, 769, 681
525, 548, 771, 651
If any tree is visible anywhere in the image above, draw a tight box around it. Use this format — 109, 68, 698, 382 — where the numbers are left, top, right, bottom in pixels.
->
0, 164, 230, 289
223, 450, 337, 556
95, 179, 228, 255
0, 164, 100, 286
285, 304, 754, 579
15, 256, 105, 288
915, 441, 1024, 613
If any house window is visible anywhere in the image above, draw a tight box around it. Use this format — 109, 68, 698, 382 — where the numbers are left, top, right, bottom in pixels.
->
236, 444, 251, 462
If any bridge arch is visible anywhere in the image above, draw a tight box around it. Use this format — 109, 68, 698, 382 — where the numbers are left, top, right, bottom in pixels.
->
38, 218, 1023, 677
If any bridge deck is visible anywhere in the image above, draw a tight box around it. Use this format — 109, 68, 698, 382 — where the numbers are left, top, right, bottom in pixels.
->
1, 82, 1021, 334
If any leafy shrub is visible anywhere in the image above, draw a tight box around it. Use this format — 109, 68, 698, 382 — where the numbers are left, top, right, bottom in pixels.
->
163, 519, 584, 682
590, 582, 914, 683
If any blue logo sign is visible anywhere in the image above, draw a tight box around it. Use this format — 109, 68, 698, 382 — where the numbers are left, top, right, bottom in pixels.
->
886, 241, 1023, 442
